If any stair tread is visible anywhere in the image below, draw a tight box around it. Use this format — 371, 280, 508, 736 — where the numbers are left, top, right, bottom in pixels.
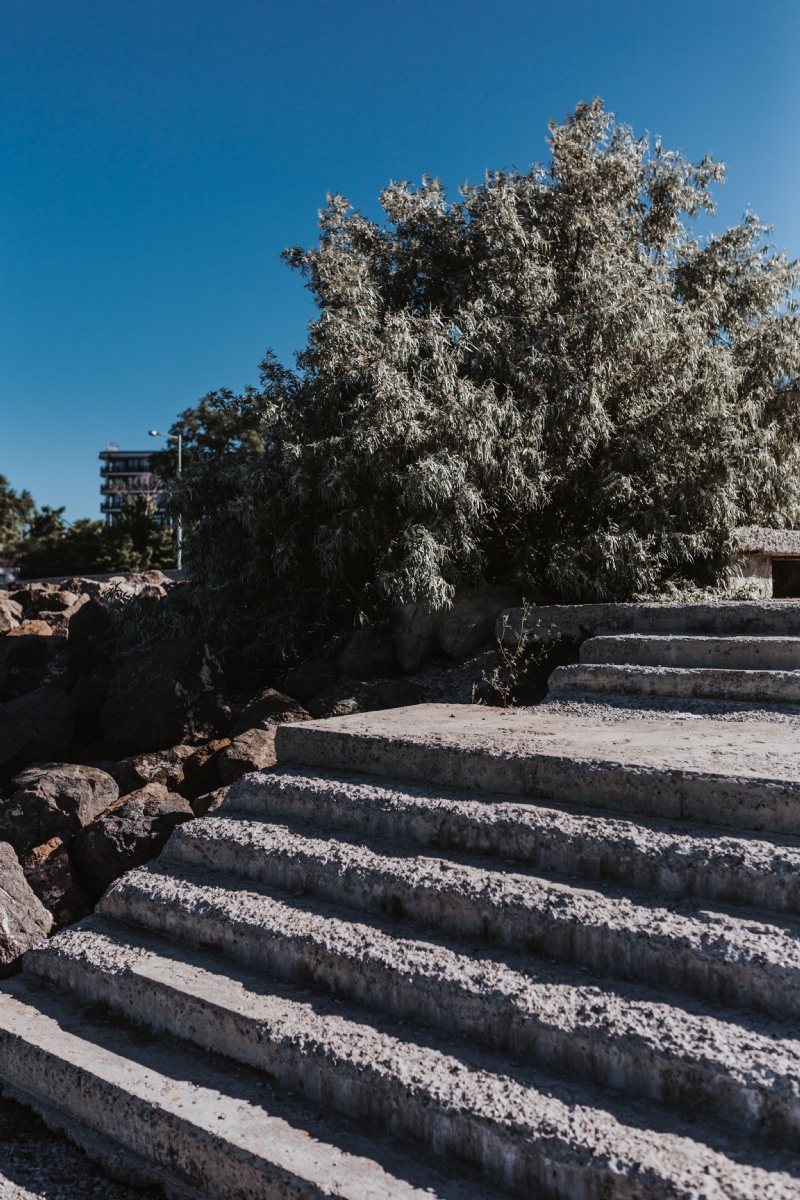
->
19, 919, 800, 1198
92, 866, 800, 1129
162, 813, 800, 1017
226, 766, 800, 912
0, 976, 494, 1200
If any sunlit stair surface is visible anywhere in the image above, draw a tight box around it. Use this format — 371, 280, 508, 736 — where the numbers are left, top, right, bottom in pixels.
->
548, 631, 800, 704
3, 705, 800, 1198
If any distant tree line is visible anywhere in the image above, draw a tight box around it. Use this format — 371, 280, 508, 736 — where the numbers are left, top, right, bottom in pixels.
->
0, 475, 174, 578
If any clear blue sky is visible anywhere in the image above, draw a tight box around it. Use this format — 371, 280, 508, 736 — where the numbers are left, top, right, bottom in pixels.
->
2, 0, 799, 521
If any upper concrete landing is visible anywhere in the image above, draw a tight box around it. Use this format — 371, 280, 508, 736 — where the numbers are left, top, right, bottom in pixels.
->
275, 704, 800, 833
499, 601, 800, 643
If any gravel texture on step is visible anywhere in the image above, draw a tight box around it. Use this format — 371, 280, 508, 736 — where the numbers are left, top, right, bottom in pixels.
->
548, 663, 800, 703
18, 924, 800, 1200
163, 815, 800, 1018
1, 980, 482, 1200
94, 871, 800, 1138
226, 767, 800, 912
0, 1091, 159, 1200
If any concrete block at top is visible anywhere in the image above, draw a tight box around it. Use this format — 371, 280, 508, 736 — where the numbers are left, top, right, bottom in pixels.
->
580, 634, 800, 671
274, 704, 800, 834
548, 663, 800, 705
498, 601, 800, 645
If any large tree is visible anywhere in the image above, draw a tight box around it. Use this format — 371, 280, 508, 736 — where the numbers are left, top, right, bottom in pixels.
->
169, 100, 800, 659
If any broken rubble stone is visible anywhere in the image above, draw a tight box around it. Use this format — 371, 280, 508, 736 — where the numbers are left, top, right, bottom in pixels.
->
0, 840, 53, 976
32, 590, 80, 613
229, 688, 310, 738
70, 783, 194, 901
101, 637, 229, 754
110, 745, 196, 798
0, 630, 57, 670
191, 785, 230, 817
335, 628, 394, 680
0, 687, 76, 778
306, 676, 423, 719
0, 665, 10, 701
179, 739, 231, 800
67, 599, 113, 647
0, 763, 118, 857
20, 837, 90, 929
282, 658, 338, 703
306, 676, 372, 719
217, 728, 278, 784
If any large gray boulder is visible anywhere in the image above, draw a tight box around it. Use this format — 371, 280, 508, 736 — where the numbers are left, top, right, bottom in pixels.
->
435, 586, 521, 659
0, 688, 76, 777
335, 628, 393, 680
392, 603, 438, 672
0, 840, 52, 976
282, 658, 338, 703
71, 783, 194, 901
101, 638, 229, 754
0, 763, 118, 857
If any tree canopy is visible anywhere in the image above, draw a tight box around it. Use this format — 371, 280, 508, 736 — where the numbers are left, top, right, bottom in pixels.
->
168, 100, 800, 660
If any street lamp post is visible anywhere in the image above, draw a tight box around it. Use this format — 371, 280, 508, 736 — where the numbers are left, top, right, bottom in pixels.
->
148, 430, 183, 571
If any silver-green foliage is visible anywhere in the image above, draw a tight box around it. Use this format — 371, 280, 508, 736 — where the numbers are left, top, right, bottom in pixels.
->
173, 100, 800, 658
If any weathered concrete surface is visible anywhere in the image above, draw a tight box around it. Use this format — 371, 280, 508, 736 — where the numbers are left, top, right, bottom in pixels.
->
275, 704, 800, 833
0, 981, 464, 1200
499, 600, 800, 643
4, 703, 800, 1197
93, 873, 800, 1139
548, 663, 800, 704
163, 815, 800, 1018
581, 633, 800, 670
19, 921, 800, 1199
228, 767, 800, 911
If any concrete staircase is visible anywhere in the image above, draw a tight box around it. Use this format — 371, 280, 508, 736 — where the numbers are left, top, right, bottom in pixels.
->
3, 705, 800, 1198
542, 606, 800, 705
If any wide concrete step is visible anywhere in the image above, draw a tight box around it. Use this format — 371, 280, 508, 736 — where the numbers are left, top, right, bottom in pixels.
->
548, 663, 800, 704
96, 866, 800, 1140
226, 767, 800, 913
273, 705, 800, 834
499, 600, 800, 642
163, 814, 800, 1019
581, 634, 800, 671
0, 977, 477, 1200
18, 922, 800, 1199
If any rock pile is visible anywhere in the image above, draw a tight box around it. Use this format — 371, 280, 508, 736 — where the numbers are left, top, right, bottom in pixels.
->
0, 573, 521, 970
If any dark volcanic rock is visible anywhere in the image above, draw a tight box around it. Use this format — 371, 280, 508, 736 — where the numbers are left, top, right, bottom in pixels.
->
335, 628, 394, 680
180, 739, 231, 800
101, 637, 229, 754
0, 840, 53, 976
282, 658, 338, 703
0, 763, 118, 857
110, 745, 196, 797
230, 688, 310, 738
306, 676, 373, 719
0, 630, 55, 670
71, 784, 194, 901
217, 728, 279, 784
435, 585, 520, 659
67, 599, 113, 646
191, 785, 230, 817
20, 837, 90, 929
0, 688, 76, 778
